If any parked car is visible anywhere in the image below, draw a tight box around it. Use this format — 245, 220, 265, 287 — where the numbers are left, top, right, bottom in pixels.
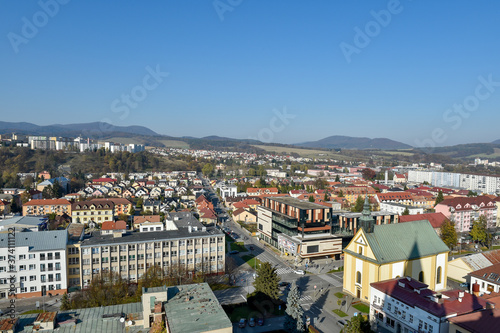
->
248, 318, 256, 327
337, 320, 347, 328
249, 246, 254, 251
460, 282, 469, 288
257, 317, 264, 326
279, 281, 290, 288
294, 270, 305, 275
238, 318, 247, 328
229, 250, 239, 255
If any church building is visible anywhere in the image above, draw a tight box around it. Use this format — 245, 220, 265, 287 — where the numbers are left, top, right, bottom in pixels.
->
343, 196, 449, 302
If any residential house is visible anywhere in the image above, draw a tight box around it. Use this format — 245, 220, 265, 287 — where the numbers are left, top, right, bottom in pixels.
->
233, 208, 257, 223
101, 220, 127, 235
468, 262, 500, 295
448, 249, 500, 283
143, 199, 160, 214
134, 215, 163, 232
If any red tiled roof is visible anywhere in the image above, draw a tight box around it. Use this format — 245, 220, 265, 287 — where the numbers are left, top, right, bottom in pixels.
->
399, 213, 448, 229
101, 220, 127, 230
437, 196, 496, 211
133, 215, 161, 224
377, 192, 413, 201
448, 307, 500, 332
92, 178, 117, 183
24, 199, 71, 206
371, 278, 487, 318
91, 198, 131, 205
469, 262, 500, 281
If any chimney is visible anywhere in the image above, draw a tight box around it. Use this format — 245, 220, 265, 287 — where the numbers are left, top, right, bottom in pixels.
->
486, 302, 495, 310
458, 291, 465, 298
472, 283, 480, 296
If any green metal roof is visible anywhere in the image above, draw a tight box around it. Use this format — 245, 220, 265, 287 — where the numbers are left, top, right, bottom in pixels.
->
364, 220, 449, 264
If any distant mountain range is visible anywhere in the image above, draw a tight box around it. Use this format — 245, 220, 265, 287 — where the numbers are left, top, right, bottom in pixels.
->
0, 121, 158, 137
296, 135, 413, 150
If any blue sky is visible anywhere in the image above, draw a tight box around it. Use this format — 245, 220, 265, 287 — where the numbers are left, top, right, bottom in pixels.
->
1, 1, 499, 147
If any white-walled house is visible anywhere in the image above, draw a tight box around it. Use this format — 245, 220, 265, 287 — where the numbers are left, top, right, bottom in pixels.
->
370, 277, 487, 333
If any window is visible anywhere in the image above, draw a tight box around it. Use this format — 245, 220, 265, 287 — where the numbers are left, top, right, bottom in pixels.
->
29, 264, 36, 270
436, 266, 442, 284
83, 259, 90, 265
82, 248, 90, 255
19, 265, 26, 271
19, 255, 26, 260
120, 256, 127, 262
47, 253, 53, 260
358, 246, 363, 255
92, 248, 99, 254
419, 271, 424, 283
40, 254, 46, 260
356, 271, 362, 284
55, 263, 61, 270
55, 252, 61, 259
40, 264, 46, 272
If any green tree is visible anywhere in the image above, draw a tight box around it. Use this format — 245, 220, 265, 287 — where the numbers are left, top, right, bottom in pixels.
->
351, 196, 364, 212
253, 262, 280, 300
202, 163, 214, 177
343, 314, 371, 333
60, 292, 71, 310
335, 175, 340, 182
284, 281, 304, 333
434, 191, 444, 206
440, 219, 458, 250
470, 215, 492, 248
467, 190, 478, 197
338, 190, 344, 197
401, 207, 410, 215
248, 168, 256, 177
308, 195, 315, 202
324, 192, 329, 201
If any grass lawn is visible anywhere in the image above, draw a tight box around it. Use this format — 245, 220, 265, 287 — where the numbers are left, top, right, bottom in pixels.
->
209, 283, 237, 291
328, 266, 344, 273
230, 242, 248, 252
241, 254, 262, 268
332, 309, 348, 317
225, 235, 234, 243
353, 303, 370, 313
334, 292, 345, 299
21, 309, 45, 315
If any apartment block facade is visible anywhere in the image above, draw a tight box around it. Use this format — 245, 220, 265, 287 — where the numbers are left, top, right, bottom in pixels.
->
78, 227, 225, 288
0, 230, 68, 299
22, 198, 71, 216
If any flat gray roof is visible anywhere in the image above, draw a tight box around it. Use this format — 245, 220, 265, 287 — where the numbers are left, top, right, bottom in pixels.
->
81, 227, 222, 248
163, 283, 232, 333
265, 196, 329, 210
0, 216, 47, 228
0, 230, 67, 251
13, 302, 144, 333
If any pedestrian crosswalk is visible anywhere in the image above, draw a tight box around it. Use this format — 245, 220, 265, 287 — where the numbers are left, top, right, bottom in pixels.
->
275, 267, 294, 275
299, 295, 312, 303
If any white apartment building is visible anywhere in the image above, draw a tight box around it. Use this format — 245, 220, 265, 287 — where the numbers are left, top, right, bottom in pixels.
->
0, 230, 68, 299
408, 170, 500, 194
370, 277, 488, 333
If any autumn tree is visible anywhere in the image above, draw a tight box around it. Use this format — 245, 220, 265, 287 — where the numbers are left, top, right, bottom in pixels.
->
440, 219, 458, 250
470, 215, 493, 249
343, 314, 372, 333
361, 168, 376, 180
